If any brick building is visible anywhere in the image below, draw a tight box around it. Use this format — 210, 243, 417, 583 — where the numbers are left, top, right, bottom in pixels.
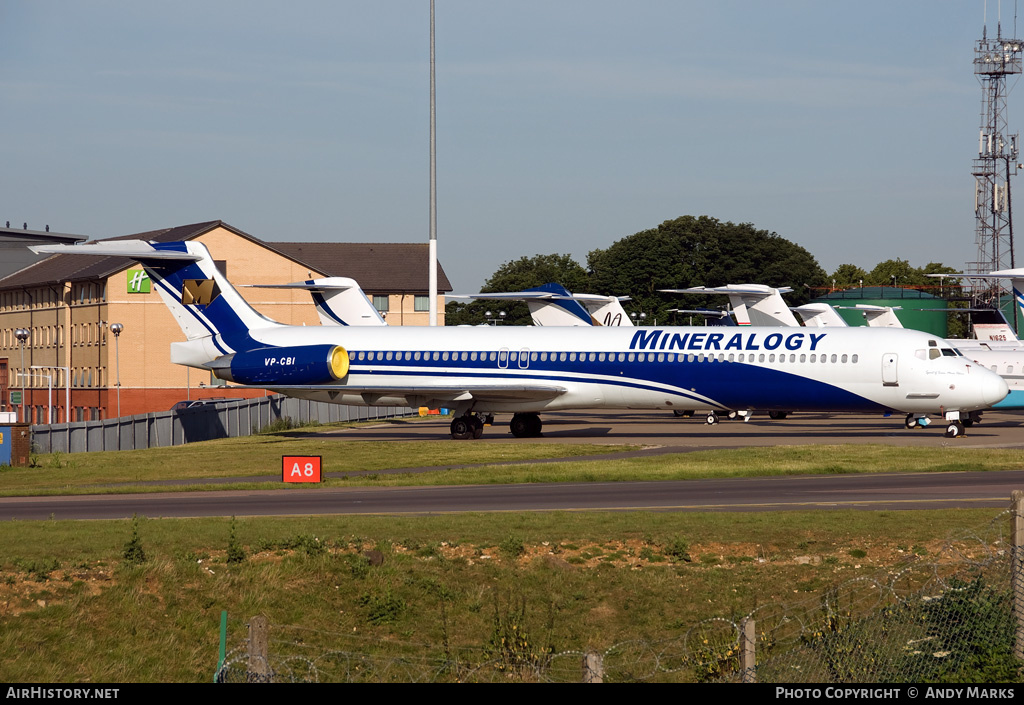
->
0, 221, 451, 422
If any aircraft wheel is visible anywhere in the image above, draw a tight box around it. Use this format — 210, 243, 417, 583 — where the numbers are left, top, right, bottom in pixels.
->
673, 410, 694, 418
450, 416, 474, 440
471, 416, 484, 439
768, 411, 789, 420
726, 411, 738, 420
944, 421, 965, 439
510, 413, 542, 438
904, 414, 918, 429
706, 412, 719, 425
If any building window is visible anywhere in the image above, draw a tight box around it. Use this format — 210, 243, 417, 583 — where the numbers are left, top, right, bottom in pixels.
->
373, 295, 390, 312
414, 295, 430, 312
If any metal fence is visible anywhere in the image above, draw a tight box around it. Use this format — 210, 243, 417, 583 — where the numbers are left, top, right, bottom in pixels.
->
30, 395, 415, 454
214, 499, 1024, 683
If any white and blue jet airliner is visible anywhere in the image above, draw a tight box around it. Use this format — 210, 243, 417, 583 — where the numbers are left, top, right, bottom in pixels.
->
32, 241, 1010, 439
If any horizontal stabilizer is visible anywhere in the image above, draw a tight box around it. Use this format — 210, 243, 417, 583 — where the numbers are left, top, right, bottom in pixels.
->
31, 240, 203, 261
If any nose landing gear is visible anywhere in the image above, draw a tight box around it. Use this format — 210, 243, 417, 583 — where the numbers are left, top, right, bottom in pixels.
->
944, 420, 965, 439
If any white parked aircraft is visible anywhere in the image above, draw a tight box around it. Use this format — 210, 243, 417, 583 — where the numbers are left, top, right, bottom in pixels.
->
32, 241, 1009, 439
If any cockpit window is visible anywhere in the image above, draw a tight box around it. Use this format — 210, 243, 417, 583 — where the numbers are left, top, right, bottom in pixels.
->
940, 349, 957, 357
929, 349, 941, 360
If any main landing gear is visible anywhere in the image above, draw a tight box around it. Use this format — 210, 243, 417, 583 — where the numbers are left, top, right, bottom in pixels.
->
450, 414, 484, 441
450, 413, 542, 440
509, 412, 543, 438
904, 413, 931, 429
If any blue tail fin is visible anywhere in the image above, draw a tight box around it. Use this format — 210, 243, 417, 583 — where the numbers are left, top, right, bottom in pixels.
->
31, 240, 279, 353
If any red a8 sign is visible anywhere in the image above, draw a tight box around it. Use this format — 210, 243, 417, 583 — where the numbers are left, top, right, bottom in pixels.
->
282, 455, 322, 483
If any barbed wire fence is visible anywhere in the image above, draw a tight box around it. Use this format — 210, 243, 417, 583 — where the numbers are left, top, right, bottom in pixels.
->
214, 492, 1024, 683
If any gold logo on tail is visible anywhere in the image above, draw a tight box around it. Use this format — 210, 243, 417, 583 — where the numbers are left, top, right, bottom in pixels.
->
182, 279, 221, 306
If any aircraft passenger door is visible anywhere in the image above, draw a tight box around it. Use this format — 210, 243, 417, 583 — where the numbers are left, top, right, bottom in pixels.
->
519, 348, 531, 369
881, 353, 898, 386
498, 348, 509, 369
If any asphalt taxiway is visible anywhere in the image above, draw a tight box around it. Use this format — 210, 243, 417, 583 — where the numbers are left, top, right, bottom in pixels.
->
1, 410, 1022, 520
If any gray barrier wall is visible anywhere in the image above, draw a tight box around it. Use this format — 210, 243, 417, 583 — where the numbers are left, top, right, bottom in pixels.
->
30, 396, 415, 454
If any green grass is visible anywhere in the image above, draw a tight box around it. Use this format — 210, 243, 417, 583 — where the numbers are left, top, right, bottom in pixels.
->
0, 434, 633, 496
3, 429, 1021, 681
0, 508, 1004, 682
4, 440, 1022, 496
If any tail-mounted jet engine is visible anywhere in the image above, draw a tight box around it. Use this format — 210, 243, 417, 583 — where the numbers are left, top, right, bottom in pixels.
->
210, 344, 350, 385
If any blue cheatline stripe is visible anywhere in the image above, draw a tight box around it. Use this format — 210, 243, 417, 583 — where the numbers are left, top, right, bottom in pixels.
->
991, 388, 1024, 409
349, 367, 717, 407
342, 357, 884, 411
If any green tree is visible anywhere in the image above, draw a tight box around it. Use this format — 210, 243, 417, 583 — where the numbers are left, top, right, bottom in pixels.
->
588, 215, 826, 323
865, 258, 927, 287
830, 264, 869, 289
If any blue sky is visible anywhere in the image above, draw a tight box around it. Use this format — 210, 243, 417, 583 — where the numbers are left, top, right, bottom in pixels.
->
0, 1, 1017, 291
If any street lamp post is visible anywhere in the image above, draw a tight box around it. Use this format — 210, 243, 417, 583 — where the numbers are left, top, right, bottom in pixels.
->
14, 328, 29, 423
485, 310, 506, 326
110, 323, 123, 418
30, 366, 70, 424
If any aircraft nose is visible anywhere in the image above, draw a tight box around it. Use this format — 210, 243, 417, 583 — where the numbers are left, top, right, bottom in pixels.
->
982, 370, 1010, 407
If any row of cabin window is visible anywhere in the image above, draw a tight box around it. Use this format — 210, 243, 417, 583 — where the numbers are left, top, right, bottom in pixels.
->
352, 350, 860, 365
988, 364, 1018, 375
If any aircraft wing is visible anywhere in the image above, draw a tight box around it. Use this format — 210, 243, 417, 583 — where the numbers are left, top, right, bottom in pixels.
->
246, 382, 568, 405
31, 240, 203, 260
447, 292, 561, 301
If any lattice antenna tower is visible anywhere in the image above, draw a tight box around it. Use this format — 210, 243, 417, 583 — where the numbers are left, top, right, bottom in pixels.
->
970, 4, 1023, 306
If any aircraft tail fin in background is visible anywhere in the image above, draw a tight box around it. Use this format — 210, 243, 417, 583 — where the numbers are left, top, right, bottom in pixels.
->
661, 284, 799, 327
967, 306, 1018, 341
793, 303, 848, 328
988, 269, 1024, 334
849, 304, 903, 328
244, 278, 387, 327
521, 283, 595, 325
569, 292, 633, 326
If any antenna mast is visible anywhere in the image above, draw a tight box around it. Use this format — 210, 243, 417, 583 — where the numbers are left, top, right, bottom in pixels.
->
970, 6, 1022, 321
